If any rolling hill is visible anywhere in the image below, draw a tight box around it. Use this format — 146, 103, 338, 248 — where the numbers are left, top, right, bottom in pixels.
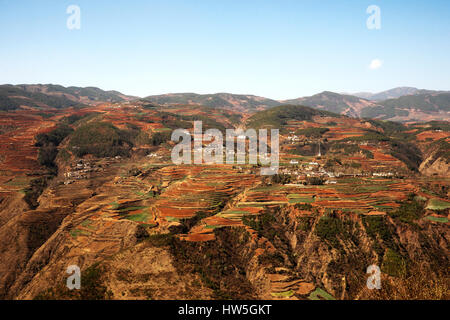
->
282, 91, 374, 118
362, 91, 450, 121
142, 92, 281, 112
0, 84, 136, 111
284, 91, 450, 122
352, 87, 422, 101
1, 84, 449, 122
246, 104, 335, 131
0, 102, 448, 300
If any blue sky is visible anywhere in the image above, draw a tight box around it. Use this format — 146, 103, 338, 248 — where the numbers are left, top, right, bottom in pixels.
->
0, 0, 449, 99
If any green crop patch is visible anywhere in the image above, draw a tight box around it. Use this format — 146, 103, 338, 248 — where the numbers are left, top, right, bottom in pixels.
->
308, 288, 335, 300
123, 211, 150, 222
70, 229, 92, 238
424, 216, 449, 223
426, 199, 450, 210
271, 290, 294, 298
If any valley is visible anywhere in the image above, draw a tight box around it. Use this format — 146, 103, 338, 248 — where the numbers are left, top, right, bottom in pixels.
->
0, 96, 448, 300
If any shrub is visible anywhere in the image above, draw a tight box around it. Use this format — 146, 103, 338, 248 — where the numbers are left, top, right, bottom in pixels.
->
306, 177, 325, 185
69, 122, 134, 158
242, 212, 277, 240
381, 249, 407, 277
151, 131, 172, 146
315, 216, 344, 247
35, 125, 74, 148
271, 174, 291, 185
362, 216, 396, 252
35, 125, 74, 169
389, 198, 425, 223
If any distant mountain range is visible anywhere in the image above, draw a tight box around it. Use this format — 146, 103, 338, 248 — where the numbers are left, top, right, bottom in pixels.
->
281, 91, 373, 118
351, 87, 425, 101
1, 84, 449, 122
141, 92, 281, 112
143, 89, 450, 122
0, 84, 136, 111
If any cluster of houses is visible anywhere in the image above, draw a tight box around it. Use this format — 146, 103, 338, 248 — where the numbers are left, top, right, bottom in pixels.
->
286, 134, 301, 143
281, 161, 336, 182
279, 157, 396, 183
146, 152, 162, 159
62, 160, 104, 185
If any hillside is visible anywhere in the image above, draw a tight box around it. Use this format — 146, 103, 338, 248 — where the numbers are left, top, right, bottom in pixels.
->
142, 92, 281, 112
283, 91, 375, 118
0, 85, 81, 111
0, 102, 450, 300
246, 104, 335, 131
283, 91, 450, 122
0, 103, 447, 300
2, 84, 449, 122
353, 87, 422, 101
0, 84, 136, 111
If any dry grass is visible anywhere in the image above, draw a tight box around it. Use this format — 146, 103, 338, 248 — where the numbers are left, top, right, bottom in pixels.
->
360, 263, 449, 300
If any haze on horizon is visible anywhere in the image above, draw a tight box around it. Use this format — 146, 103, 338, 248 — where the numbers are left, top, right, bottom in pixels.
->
0, 0, 449, 100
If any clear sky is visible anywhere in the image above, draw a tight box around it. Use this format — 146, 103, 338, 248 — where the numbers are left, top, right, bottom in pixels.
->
0, 0, 449, 99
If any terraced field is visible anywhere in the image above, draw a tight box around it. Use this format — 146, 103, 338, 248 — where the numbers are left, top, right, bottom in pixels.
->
0, 103, 448, 300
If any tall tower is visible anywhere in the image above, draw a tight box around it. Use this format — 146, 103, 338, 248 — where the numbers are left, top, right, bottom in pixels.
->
318, 140, 322, 157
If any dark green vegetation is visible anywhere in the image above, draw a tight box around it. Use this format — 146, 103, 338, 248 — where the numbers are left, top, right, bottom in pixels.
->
68, 122, 135, 158
242, 212, 277, 240
23, 177, 51, 209
305, 177, 325, 185
150, 131, 172, 146
361, 215, 408, 277
366, 120, 407, 135
246, 105, 334, 132
35, 125, 74, 169
314, 215, 347, 248
389, 195, 425, 223
381, 248, 407, 277
362, 216, 397, 253
270, 174, 292, 185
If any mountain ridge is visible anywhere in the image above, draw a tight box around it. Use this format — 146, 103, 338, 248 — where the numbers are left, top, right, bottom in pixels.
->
1, 84, 449, 122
